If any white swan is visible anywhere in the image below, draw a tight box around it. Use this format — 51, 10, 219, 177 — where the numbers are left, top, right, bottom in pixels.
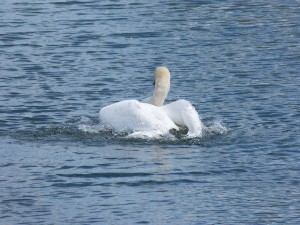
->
99, 66, 203, 138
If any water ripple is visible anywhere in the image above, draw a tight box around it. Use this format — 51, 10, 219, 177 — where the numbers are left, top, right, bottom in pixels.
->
1, 1, 299, 224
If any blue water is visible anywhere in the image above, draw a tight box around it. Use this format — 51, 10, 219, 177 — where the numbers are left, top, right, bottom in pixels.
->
1, 1, 300, 224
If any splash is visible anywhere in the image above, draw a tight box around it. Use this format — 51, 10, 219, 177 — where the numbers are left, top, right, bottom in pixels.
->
11, 116, 227, 145
203, 120, 228, 136
77, 116, 228, 142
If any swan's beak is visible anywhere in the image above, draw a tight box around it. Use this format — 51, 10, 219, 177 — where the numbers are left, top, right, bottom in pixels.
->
153, 81, 155, 86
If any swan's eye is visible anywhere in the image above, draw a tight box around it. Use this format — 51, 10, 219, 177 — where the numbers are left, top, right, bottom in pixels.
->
153, 81, 155, 86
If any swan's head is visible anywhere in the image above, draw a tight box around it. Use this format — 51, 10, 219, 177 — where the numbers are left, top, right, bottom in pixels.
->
151, 66, 170, 106
154, 66, 171, 86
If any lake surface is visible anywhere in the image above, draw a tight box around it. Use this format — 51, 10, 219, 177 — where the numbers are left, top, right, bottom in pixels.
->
1, 0, 300, 224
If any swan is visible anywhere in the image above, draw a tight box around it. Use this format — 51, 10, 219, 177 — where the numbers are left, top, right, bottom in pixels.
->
99, 66, 203, 138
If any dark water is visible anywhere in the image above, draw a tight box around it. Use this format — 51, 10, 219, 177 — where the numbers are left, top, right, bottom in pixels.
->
1, 0, 300, 224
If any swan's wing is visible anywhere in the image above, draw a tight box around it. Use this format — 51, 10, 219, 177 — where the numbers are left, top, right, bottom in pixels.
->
163, 99, 203, 137
99, 100, 177, 133
99, 100, 139, 132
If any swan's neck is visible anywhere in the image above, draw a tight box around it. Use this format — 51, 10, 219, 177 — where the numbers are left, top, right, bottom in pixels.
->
151, 82, 169, 106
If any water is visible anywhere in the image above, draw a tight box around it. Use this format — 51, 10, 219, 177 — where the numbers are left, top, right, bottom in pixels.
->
1, 0, 299, 224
